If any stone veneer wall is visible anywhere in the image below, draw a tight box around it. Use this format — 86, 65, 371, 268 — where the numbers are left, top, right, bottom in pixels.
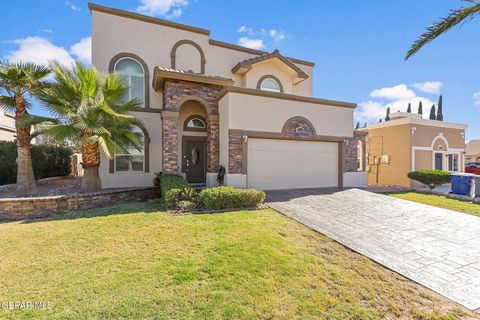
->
282, 118, 316, 139
0, 187, 159, 221
163, 79, 223, 173
345, 133, 367, 172
229, 130, 243, 174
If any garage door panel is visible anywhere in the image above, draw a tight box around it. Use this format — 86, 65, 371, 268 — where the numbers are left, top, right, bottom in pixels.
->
247, 138, 339, 190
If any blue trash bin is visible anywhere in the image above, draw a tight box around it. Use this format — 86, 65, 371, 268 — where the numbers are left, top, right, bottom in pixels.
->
450, 174, 472, 196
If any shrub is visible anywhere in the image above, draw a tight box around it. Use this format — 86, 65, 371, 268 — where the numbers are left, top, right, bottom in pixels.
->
164, 187, 196, 210
407, 169, 451, 189
198, 187, 265, 210
177, 200, 197, 212
0, 141, 72, 185
160, 174, 192, 207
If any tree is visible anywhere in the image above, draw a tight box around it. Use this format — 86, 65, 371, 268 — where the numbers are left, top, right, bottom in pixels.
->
27, 62, 144, 193
407, 103, 412, 113
385, 107, 391, 121
363, 122, 367, 128
418, 101, 423, 115
355, 121, 360, 129
0, 61, 50, 196
379, 118, 383, 123
437, 95, 444, 121
405, 1, 480, 60
429, 104, 436, 120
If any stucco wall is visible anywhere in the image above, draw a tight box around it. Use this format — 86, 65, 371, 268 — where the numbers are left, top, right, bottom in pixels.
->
220, 92, 354, 137
244, 60, 296, 94
411, 125, 465, 149
366, 124, 412, 187
0, 111, 15, 141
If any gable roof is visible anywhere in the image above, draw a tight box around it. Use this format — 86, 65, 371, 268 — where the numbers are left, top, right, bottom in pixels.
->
231, 50, 309, 84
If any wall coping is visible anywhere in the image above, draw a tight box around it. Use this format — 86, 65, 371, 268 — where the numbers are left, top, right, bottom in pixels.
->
0, 187, 157, 202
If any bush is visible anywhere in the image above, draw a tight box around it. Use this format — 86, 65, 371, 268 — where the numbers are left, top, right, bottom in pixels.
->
198, 187, 265, 210
160, 174, 192, 207
407, 169, 451, 189
0, 141, 72, 185
164, 187, 196, 210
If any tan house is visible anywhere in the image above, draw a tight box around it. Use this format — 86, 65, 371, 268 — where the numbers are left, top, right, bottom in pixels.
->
465, 140, 480, 163
90, 3, 365, 190
359, 112, 467, 188
0, 110, 15, 141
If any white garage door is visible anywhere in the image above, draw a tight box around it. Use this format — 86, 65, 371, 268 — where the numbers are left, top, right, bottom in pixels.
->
247, 138, 339, 190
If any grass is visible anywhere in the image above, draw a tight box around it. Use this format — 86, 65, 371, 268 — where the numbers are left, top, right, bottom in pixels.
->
390, 192, 480, 217
0, 200, 474, 319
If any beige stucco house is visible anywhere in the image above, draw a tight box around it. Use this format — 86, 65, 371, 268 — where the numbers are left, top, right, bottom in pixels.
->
359, 112, 467, 188
465, 140, 480, 163
0, 110, 15, 141
90, 3, 364, 190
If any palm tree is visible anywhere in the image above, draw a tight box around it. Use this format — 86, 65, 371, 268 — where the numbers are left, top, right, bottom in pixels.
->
405, 0, 480, 60
25, 62, 144, 193
0, 61, 50, 196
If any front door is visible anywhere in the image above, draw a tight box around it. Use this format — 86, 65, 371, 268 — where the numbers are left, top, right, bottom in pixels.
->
185, 140, 206, 183
434, 152, 444, 170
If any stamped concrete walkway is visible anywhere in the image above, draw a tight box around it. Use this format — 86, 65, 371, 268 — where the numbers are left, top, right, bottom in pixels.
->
266, 188, 480, 310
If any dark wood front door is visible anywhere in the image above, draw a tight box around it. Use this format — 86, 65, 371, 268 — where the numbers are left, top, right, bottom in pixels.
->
184, 140, 206, 183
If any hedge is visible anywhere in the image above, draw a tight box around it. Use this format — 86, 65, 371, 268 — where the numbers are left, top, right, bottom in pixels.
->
407, 169, 451, 189
0, 141, 72, 185
198, 187, 265, 210
160, 174, 192, 207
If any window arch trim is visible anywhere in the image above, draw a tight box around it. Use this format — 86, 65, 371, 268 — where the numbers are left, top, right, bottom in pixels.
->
109, 126, 150, 173
183, 115, 207, 132
109, 53, 150, 109
256, 75, 284, 93
171, 40, 206, 74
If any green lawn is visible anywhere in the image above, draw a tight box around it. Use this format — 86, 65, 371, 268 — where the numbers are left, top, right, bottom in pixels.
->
390, 192, 480, 217
0, 200, 473, 319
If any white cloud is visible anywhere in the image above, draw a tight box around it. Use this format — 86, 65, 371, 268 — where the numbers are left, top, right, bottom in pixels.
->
238, 37, 265, 50
39, 28, 53, 34
412, 81, 443, 94
237, 26, 253, 35
5, 36, 92, 66
269, 29, 285, 42
5, 36, 74, 66
474, 92, 480, 106
65, 1, 81, 11
370, 84, 416, 100
70, 37, 91, 65
356, 83, 437, 124
136, 0, 189, 18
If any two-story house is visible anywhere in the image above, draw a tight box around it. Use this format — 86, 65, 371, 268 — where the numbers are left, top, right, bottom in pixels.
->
90, 3, 364, 190
0, 110, 15, 141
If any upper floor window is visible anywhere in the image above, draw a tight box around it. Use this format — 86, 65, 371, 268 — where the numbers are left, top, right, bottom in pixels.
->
114, 58, 145, 107
184, 115, 207, 132
260, 77, 281, 92
115, 127, 145, 173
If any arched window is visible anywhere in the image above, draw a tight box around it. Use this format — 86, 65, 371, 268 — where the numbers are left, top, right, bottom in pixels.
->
114, 127, 145, 173
260, 77, 281, 92
183, 115, 207, 132
114, 58, 145, 107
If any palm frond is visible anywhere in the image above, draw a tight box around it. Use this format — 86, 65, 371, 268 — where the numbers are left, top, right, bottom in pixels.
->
406, 1, 480, 60
0, 95, 16, 113
18, 114, 59, 127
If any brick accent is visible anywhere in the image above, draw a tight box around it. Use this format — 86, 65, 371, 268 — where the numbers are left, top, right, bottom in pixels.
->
0, 188, 159, 221
162, 117, 179, 173
345, 133, 367, 172
207, 118, 220, 172
229, 130, 243, 174
282, 117, 316, 139
162, 79, 223, 174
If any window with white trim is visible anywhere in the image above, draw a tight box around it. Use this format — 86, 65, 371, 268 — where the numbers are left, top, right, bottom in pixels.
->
448, 154, 459, 172
114, 127, 144, 173
114, 58, 145, 107
260, 78, 281, 92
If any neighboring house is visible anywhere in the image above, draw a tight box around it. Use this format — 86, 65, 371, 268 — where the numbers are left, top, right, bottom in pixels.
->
359, 112, 467, 188
0, 110, 15, 141
465, 140, 480, 163
90, 3, 363, 190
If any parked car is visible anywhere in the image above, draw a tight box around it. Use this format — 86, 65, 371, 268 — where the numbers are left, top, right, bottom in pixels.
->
465, 162, 480, 175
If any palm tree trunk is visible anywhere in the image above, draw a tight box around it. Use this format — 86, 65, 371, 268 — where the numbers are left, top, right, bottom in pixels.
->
15, 94, 37, 197
80, 131, 102, 193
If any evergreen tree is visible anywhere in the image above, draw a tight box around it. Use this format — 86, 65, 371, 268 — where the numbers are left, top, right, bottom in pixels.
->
407, 103, 412, 113
355, 121, 360, 129
418, 101, 423, 115
363, 122, 367, 128
385, 107, 391, 121
379, 118, 382, 123
437, 95, 443, 121
429, 104, 436, 120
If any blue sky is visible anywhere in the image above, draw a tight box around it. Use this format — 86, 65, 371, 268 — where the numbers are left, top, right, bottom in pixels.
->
1, 0, 479, 138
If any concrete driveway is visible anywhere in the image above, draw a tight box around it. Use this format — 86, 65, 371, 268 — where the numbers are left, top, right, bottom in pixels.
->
266, 188, 480, 310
